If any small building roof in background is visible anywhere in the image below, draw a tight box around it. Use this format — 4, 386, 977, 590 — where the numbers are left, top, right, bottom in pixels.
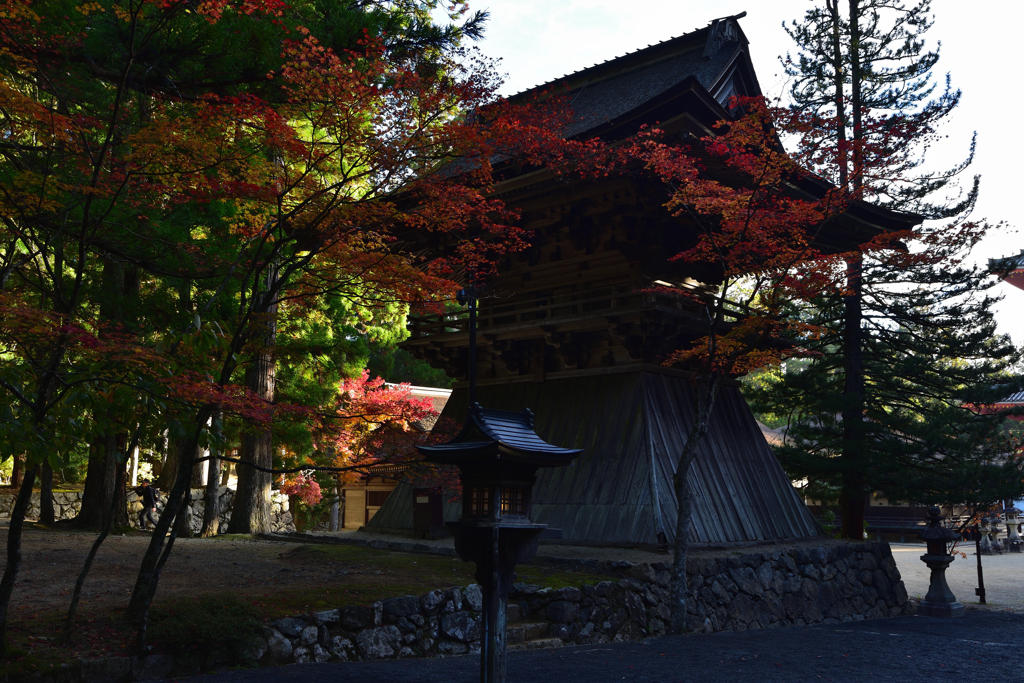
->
990, 249, 1024, 292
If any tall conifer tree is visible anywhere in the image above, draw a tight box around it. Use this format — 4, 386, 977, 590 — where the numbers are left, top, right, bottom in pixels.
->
752, 0, 1023, 536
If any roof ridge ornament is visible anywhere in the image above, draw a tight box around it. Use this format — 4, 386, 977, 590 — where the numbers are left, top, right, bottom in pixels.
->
703, 12, 745, 59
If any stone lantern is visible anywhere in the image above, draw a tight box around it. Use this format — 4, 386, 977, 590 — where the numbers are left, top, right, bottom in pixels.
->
989, 515, 1004, 554
1005, 508, 1022, 552
917, 506, 964, 618
417, 402, 582, 683
979, 516, 994, 555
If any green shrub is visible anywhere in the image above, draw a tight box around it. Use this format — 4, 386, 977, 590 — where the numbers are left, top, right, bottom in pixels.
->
148, 594, 262, 664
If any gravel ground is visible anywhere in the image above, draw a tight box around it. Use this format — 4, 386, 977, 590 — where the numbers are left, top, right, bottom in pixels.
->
891, 542, 1024, 611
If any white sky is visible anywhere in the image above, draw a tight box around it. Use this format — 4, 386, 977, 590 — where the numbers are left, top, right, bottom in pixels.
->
466, 0, 1024, 345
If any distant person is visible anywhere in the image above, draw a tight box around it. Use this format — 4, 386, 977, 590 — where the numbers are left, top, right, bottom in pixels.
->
136, 479, 160, 530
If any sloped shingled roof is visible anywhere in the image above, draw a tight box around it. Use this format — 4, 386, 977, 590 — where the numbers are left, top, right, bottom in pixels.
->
417, 403, 581, 465
511, 13, 757, 140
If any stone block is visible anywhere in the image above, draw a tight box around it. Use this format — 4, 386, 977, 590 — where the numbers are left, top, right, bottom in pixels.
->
545, 600, 580, 624
729, 567, 763, 597
339, 604, 378, 630
625, 563, 656, 584
241, 634, 268, 662
443, 587, 463, 613
437, 641, 468, 655
622, 592, 647, 628
441, 611, 481, 642
313, 609, 339, 625
264, 629, 293, 662
357, 625, 403, 659
300, 625, 319, 646
420, 589, 446, 614
555, 586, 583, 602
755, 561, 775, 591
552, 623, 573, 639
271, 617, 307, 638
382, 595, 421, 619
330, 636, 353, 661
463, 584, 483, 611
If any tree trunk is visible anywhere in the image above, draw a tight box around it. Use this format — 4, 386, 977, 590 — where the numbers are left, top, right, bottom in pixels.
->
200, 457, 221, 538
0, 465, 38, 654
329, 481, 340, 532
192, 450, 207, 488
156, 434, 181, 492
669, 459, 695, 634
227, 422, 273, 534
200, 409, 223, 539
668, 379, 719, 634
129, 446, 139, 487
840, 255, 867, 539
174, 491, 194, 539
76, 436, 128, 530
77, 260, 139, 529
10, 455, 22, 489
128, 407, 211, 626
848, 0, 864, 192
826, 0, 849, 189
227, 264, 279, 535
39, 462, 55, 526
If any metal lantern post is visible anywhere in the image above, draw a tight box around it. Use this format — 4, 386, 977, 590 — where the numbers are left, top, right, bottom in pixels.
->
417, 289, 582, 683
917, 506, 964, 618
418, 406, 581, 682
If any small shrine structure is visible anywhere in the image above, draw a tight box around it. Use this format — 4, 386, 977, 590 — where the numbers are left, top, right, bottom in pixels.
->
369, 13, 920, 545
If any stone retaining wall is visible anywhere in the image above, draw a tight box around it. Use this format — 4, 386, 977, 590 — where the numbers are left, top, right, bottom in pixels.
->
242, 540, 912, 668
0, 487, 295, 533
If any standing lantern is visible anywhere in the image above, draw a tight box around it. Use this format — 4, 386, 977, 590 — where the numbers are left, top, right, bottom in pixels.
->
917, 506, 964, 618
417, 403, 581, 683
1005, 508, 1023, 553
979, 516, 994, 554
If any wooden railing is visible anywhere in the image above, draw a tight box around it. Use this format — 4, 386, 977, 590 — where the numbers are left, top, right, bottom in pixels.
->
408, 285, 705, 339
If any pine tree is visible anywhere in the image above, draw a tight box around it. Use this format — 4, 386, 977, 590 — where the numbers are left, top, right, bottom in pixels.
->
754, 0, 1024, 536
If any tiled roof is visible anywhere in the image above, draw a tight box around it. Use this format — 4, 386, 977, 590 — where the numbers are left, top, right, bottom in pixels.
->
999, 390, 1024, 404
511, 14, 756, 140
471, 405, 580, 456
989, 249, 1024, 272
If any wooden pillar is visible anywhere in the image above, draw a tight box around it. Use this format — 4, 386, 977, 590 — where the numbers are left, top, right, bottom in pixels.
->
451, 525, 544, 683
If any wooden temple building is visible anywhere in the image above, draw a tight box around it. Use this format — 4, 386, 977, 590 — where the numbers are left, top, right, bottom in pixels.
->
367, 13, 919, 545
988, 250, 1024, 421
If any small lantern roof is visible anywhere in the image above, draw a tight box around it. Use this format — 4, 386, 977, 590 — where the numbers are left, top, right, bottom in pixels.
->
417, 403, 582, 467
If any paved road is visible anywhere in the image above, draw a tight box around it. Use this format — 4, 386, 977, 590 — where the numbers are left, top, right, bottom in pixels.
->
184, 610, 1021, 682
